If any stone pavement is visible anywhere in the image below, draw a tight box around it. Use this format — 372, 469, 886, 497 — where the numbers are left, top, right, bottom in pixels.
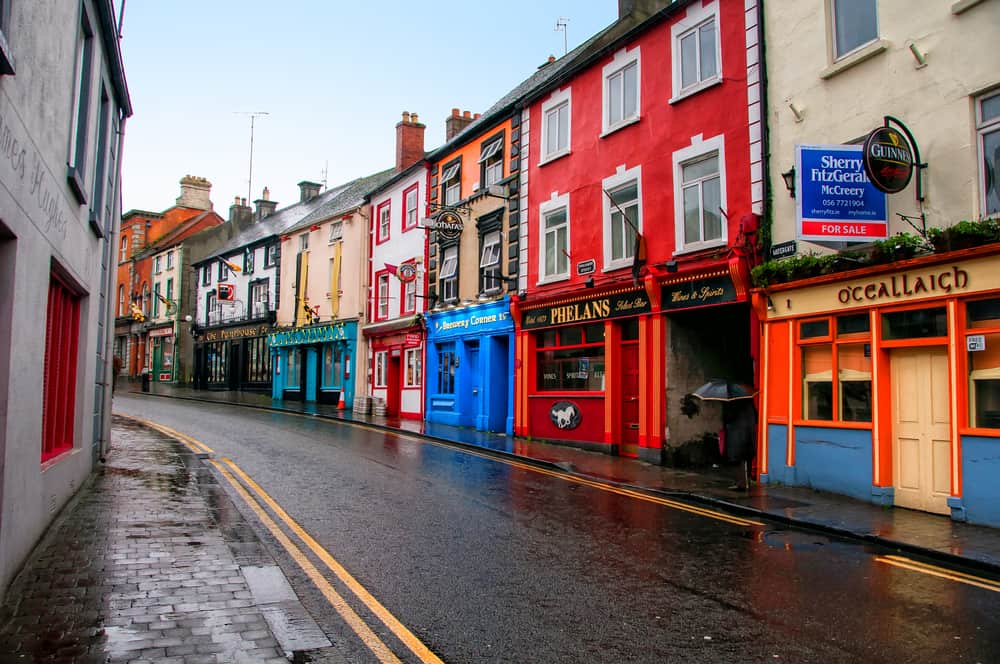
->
0, 416, 332, 664
126, 382, 1000, 575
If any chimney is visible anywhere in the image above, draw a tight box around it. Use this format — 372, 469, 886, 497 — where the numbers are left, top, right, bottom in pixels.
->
176, 175, 213, 210
538, 55, 557, 69
298, 180, 322, 203
254, 187, 277, 221
445, 108, 476, 141
395, 111, 426, 172
229, 196, 253, 226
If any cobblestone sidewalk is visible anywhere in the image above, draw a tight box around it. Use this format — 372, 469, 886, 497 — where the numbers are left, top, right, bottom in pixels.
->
0, 416, 290, 663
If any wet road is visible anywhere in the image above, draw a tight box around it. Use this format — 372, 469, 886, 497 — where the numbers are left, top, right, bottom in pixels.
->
113, 395, 1000, 663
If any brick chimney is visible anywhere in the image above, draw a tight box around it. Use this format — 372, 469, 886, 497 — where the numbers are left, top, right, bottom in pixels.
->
298, 181, 322, 203
176, 175, 213, 210
395, 111, 426, 172
228, 196, 253, 226
445, 108, 476, 141
254, 187, 277, 221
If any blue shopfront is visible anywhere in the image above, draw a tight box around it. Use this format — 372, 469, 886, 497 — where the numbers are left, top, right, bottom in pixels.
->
425, 299, 515, 434
269, 321, 357, 407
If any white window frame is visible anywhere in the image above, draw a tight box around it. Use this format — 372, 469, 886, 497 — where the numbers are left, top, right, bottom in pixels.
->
602, 165, 642, 271
404, 275, 417, 313
673, 134, 727, 254
299, 233, 309, 251
154, 256, 162, 274
404, 187, 419, 230
166, 251, 174, 270
670, 0, 722, 103
480, 230, 502, 293
379, 202, 391, 241
404, 348, 422, 387
374, 351, 387, 388
602, 47, 641, 136
377, 273, 390, 320
441, 163, 461, 206
538, 192, 571, 284
540, 88, 572, 164
977, 89, 1000, 218
251, 281, 269, 317
480, 138, 504, 188
439, 245, 458, 303
329, 221, 343, 243
120, 236, 128, 262
830, 0, 879, 61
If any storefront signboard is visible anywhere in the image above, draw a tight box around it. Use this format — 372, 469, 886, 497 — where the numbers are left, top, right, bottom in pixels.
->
427, 298, 514, 339
549, 401, 582, 430
662, 275, 737, 310
203, 323, 271, 342
521, 290, 650, 330
269, 322, 348, 347
424, 209, 464, 241
795, 144, 887, 243
770, 240, 797, 260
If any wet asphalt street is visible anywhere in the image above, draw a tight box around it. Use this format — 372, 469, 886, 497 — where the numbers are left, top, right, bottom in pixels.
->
112, 394, 1000, 663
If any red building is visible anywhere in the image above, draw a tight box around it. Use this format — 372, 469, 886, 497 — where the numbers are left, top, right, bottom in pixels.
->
513, 0, 763, 464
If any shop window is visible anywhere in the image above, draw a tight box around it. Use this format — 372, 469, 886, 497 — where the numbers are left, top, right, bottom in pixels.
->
405, 348, 422, 387
246, 337, 271, 384
881, 307, 947, 340
977, 90, 1000, 217
831, 0, 878, 60
671, 0, 719, 101
541, 88, 571, 163
42, 273, 81, 462
286, 348, 301, 389
437, 346, 457, 394
206, 341, 227, 385
536, 324, 606, 392
968, 298, 1000, 428
800, 313, 872, 422
403, 184, 419, 231
322, 346, 342, 388
374, 351, 387, 388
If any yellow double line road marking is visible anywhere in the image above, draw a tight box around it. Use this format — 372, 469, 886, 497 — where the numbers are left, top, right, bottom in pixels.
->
122, 416, 214, 455
211, 457, 443, 664
875, 554, 1000, 593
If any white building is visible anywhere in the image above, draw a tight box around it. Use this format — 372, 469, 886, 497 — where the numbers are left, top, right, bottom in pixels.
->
0, 1, 130, 600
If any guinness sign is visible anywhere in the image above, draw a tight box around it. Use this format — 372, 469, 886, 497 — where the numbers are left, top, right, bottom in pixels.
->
863, 126, 914, 194
424, 209, 464, 241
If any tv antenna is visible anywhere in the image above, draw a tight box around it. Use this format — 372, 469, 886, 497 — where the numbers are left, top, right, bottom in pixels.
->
555, 17, 569, 56
234, 111, 269, 204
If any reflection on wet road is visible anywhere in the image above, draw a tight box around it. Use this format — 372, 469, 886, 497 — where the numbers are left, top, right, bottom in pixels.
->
114, 395, 1000, 663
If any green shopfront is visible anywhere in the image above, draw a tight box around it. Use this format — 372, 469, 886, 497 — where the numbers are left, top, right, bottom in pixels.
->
270, 321, 357, 407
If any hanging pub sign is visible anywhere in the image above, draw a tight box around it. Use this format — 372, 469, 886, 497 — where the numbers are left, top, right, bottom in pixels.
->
795, 144, 888, 243
424, 209, 464, 241
863, 126, 914, 194
397, 263, 418, 283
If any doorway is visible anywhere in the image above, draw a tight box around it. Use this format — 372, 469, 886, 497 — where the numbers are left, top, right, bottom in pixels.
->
620, 341, 640, 457
891, 348, 951, 515
386, 351, 401, 416
463, 341, 480, 428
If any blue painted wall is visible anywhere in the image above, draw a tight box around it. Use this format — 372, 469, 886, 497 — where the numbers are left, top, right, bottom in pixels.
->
763, 424, 790, 485
793, 426, 873, 501
960, 436, 1000, 528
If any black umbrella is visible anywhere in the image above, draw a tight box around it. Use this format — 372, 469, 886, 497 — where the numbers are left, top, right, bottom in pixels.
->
691, 379, 756, 402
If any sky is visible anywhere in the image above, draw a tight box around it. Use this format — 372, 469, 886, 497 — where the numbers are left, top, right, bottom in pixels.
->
117, 1, 618, 214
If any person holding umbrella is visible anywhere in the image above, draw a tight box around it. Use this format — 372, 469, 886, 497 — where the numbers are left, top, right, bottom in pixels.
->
691, 379, 757, 491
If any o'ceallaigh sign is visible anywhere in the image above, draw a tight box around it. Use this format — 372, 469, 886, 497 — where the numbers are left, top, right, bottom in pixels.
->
837, 265, 969, 304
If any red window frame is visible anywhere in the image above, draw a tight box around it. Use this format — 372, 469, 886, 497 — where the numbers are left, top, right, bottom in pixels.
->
42, 272, 81, 463
400, 260, 417, 315
402, 183, 419, 232
375, 200, 391, 245
374, 269, 391, 321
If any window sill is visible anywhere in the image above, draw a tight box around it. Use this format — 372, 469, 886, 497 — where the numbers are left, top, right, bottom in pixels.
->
600, 116, 640, 138
538, 149, 571, 168
672, 239, 727, 257
820, 39, 890, 80
536, 274, 570, 286
88, 211, 106, 239
66, 166, 87, 205
960, 426, 1000, 438
951, 0, 986, 14
669, 77, 722, 105
602, 260, 633, 273
793, 419, 873, 430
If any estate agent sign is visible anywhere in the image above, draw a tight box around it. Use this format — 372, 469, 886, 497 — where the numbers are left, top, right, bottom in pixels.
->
795, 144, 887, 243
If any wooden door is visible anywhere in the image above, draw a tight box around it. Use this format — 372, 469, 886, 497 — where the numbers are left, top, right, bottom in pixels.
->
891, 348, 951, 515
621, 342, 640, 457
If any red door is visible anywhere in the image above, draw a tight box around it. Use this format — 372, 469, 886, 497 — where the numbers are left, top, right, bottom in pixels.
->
386, 351, 401, 416
621, 342, 639, 457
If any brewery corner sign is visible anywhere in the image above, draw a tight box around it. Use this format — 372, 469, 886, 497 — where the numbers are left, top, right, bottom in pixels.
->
795, 144, 887, 243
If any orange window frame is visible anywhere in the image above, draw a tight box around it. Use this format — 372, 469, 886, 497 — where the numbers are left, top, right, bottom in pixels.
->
959, 293, 1000, 437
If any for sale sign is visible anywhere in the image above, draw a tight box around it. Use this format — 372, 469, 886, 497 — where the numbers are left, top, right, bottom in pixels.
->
796, 144, 887, 243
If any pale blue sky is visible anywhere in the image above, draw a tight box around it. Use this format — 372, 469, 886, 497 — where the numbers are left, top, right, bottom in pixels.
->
119, 1, 617, 214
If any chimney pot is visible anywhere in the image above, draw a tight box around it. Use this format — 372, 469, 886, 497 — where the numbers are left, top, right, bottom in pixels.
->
411, 113, 419, 123
474, 113, 481, 120
463, 110, 471, 119
263, 187, 270, 201
452, 108, 460, 117
402, 111, 411, 123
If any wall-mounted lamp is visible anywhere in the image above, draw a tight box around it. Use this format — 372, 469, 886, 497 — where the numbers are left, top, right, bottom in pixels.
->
787, 101, 804, 123
518, 290, 528, 301
908, 42, 927, 68
766, 297, 775, 311
781, 167, 796, 198
665, 260, 678, 273
584, 277, 595, 288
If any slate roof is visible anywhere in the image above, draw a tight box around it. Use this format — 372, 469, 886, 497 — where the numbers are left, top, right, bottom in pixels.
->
290, 168, 396, 232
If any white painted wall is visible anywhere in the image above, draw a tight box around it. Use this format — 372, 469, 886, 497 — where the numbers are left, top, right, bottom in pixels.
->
766, 0, 1000, 249
196, 242, 278, 325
